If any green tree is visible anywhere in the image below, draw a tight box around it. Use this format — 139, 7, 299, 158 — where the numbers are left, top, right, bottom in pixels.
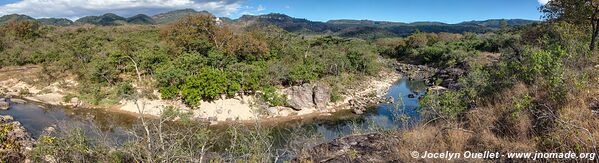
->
161, 14, 217, 53
180, 67, 228, 107
154, 63, 186, 87
541, 0, 599, 50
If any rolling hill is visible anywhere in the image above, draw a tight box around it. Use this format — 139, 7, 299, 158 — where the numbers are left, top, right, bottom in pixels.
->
75, 13, 127, 26
0, 10, 539, 38
0, 14, 36, 25
126, 14, 156, 25
38, 18, 73, 26
151, 9, 212, 24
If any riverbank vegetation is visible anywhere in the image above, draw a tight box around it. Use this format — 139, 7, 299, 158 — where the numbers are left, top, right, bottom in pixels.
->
2, 0, 599, 161
0, 14, 382, 108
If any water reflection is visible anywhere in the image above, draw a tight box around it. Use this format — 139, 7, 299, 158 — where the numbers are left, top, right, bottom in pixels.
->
276, 78, 427, 140
0, 78, 426, 145
0, 100, 136, 138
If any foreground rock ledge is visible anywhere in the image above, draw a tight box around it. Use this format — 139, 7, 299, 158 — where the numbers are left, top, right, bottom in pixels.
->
296, 133, 401, 162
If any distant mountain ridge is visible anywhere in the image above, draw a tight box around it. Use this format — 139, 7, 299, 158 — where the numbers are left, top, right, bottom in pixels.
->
38, 18, 73, 26
0, 10, 539, 38
152, 9, 212, 24
0, 14, 36, 25
231, 13, 538, 38
236, 13, 336, 33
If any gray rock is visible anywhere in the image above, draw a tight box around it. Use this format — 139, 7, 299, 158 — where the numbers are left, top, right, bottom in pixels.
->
44, 126, 56, 133
353, 109, 364, 115
380, 96, 394, 104
313, 83, 331, 109
0, 115, 14, 122
44, 155, 57, 163
11, 98, 27, 104
266, 107, 279, 115
298, 133, 400, 162
267, 106, 296, 117
590, 99, 599, 111
286, 83, 315, 110
207, 116, 217, 122
286, 83, 332, 111
0, 101, 8, 110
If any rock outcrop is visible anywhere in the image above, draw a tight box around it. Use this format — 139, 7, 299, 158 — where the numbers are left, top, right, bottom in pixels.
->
286, 83, 331, 110
10, 98, 27, 104
394, 63, 437, 80
433, 68, 466, 89
297, 133, 400, 162
266, 106, 297, 117
1, 115, 34, 162
313, 83, 331, 109
590, 97, 599, 114
0, 98, 8, 110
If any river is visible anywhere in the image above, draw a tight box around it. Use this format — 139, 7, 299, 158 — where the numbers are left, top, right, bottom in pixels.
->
0, 78, 427, 144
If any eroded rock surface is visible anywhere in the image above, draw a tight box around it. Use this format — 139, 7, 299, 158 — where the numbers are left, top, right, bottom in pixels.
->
1, 115, 34, 162
313, 83, 331, 109
286, 83, 331, 111
297, 133, 400, 162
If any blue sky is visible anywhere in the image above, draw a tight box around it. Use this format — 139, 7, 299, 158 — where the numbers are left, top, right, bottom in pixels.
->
0, 0, 546, 23
239, 0, 545, 23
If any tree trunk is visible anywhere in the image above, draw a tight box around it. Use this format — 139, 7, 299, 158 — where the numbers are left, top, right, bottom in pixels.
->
592, 5, 599, 51
127, 56, 143, 82
591, 18, 599, 51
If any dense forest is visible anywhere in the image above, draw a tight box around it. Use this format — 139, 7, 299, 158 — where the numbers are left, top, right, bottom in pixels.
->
1, 0, 599, 162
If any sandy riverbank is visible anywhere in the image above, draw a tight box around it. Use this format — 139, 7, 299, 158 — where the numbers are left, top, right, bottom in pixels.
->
0, 66, 402, 124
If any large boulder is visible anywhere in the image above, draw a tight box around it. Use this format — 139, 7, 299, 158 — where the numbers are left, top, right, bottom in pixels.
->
432, 67, 465, 89
286, 84, 316, 110
286, 83, 332, 111
266, 106, 296, 117
313, 83, 331, 109
0, 101, 8, 110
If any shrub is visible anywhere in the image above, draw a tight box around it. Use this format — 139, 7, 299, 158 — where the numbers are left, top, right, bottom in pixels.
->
261, 86, 287, 106
30, 130, 112, 162
18, 88, 30, 96
458, 64, 490, 103
420, 90, 467, 120
117, 82, 135, 98
154, 63, 187, 87
289, 61, 322, 84
1, 20, 42, 39
159, 86, 179, 100
180, 67, 227, 107
62, 94, 76, 103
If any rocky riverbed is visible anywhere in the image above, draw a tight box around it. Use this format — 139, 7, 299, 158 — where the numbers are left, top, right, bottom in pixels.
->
0, 65, 405, 124
0, 115, 34, 161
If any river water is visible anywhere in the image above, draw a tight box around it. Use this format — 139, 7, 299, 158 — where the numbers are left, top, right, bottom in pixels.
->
0, 78, 427, 142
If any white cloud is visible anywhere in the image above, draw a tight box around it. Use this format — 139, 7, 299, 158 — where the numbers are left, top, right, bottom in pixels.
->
237, 4, 265, 16
538, 0, 550, 5
256, 5, 265, 12
0, 0, 245, 20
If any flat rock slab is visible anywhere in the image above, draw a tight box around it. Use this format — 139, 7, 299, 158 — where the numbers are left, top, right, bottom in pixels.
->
10, 98, 27, 104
